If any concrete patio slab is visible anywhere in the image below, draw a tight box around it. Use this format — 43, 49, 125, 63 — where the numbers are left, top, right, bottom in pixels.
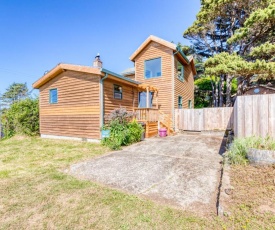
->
69, 133, 224, 214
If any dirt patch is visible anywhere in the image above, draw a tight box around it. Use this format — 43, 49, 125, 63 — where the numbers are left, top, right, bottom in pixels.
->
229, 165, 275, 208
220, 165, 275, 228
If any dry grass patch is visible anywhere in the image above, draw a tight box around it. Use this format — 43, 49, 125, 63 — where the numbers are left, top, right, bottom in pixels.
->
0, 136, 209, 229
221, 165, 275, 229
1, 136, 273, 229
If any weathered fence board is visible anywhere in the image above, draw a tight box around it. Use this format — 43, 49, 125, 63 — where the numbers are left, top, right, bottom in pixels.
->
175, 107, 233, 131
175, 94, 274, 138
234, 94, 275, 138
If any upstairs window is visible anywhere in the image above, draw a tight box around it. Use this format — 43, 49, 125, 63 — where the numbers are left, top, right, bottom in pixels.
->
145, 58, 161, 79
49, 88, 58, 104
188, 100, 192, 109
177, 61, 184, 81
114, 84, 122, 99
178, 96, 183, 109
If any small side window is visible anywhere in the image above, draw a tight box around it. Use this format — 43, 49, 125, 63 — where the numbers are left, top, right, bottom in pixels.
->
188, 100, 192, 109
49, 89, 58, 104
177, 61, 184, 81
178, 96, 183, 109
114, 84, 122, 99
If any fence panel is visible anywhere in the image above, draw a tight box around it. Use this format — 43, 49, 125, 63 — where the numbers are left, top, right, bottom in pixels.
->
234, 94, 275, 138
176, 94, 275, 138
176, 107, 233, 131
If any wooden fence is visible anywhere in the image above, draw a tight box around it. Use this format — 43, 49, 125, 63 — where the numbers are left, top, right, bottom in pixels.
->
234, 94, 275, 138
175, 107, 234, 131
175, 94, 275, 138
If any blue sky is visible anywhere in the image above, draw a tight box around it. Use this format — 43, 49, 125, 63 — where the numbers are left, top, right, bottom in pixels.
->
0, 0, 200, 94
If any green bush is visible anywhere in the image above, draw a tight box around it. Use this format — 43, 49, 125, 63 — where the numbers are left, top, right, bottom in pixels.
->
1, 98, 39, 138
226, 136, 275, 165
127, 120, 143, 143
101, 108, 143, 150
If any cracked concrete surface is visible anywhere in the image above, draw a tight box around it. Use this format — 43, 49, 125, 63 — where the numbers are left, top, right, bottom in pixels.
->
69, 133, 224, 214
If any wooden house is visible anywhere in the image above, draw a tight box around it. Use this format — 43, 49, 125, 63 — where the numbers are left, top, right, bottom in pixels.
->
33, 35, 196, 141
244, 84, 275, 96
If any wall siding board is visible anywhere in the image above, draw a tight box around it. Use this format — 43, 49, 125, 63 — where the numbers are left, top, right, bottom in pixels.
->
39, 71, 101, 139
103, 78, 138, 119
134, 41, 173, 115
173, 56, 194, 110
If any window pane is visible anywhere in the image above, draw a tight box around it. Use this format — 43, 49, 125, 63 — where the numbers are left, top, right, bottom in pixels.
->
145, 58, 161, 78
178, 96, 182, 109
177, 62, 184, 81
138, 91, 153, 108
114, 85, 122, 99
50, 89, 58, 104
188, 100, 192, 108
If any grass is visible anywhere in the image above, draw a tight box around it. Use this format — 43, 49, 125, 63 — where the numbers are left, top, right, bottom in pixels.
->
226, 136, 275, 165
0, 136, 274, 229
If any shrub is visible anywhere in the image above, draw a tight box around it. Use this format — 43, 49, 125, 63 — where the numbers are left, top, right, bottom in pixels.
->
101, 108, 143, 150
226, 136, 275, 165
1, 98, 39, 138
127, 120, 143, 143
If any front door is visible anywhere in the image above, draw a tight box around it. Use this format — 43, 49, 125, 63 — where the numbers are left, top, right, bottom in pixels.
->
138, 92, 153, 108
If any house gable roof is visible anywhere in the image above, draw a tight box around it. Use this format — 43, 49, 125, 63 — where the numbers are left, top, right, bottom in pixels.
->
129, 35, 196, 75
33, 64, 140, 89
245, 84, 275, 92
130, 35, 176, 61
33, 64, 103, 89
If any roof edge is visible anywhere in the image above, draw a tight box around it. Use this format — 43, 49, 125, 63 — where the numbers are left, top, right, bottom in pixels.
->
101, 68, 140, 85
32, 63, 103, 89
130, 35, 176, 61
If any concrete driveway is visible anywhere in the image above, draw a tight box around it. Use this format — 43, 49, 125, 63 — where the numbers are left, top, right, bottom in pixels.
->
69, 133, 224, 214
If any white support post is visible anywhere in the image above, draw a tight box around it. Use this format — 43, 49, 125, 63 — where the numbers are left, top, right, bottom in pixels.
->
146, 87, 149, 108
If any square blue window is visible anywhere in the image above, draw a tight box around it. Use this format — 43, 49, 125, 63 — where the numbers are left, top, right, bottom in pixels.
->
49, 89, 58, 104
144, 58, 161, 79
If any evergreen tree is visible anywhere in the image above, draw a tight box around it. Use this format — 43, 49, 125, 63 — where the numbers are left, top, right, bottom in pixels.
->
2, 83, 28, 104
184, 0, 272, 106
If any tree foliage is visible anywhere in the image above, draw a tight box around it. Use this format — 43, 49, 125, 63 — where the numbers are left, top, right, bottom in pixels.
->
184, 0, 274, 107
205, 52, 275, 78
194, 76, 237, 108
1, 98, 39, 138
228, 1, 275, 49
204, 1, 275, 81
2, 82, 28, 104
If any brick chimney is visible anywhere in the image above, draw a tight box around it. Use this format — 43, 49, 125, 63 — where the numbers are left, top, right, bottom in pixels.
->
93, 53, 102, 68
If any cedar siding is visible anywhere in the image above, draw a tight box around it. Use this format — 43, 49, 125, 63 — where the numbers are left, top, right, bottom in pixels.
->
34, 35, 196, 140
39, 70, 101, 139
173, 56, 194, 109
103, 78, 138, 118
134, 41, 173, 115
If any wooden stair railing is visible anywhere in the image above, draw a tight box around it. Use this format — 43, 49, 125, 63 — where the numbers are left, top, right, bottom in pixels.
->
133, 108, 174, 136
158, 110, 174, 135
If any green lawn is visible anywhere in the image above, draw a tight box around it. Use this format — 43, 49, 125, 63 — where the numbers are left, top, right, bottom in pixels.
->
0, 136, 274, 229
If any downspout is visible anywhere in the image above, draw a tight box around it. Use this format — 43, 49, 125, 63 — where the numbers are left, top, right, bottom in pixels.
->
100, 72, 108, 137
171, 49, 179, 131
